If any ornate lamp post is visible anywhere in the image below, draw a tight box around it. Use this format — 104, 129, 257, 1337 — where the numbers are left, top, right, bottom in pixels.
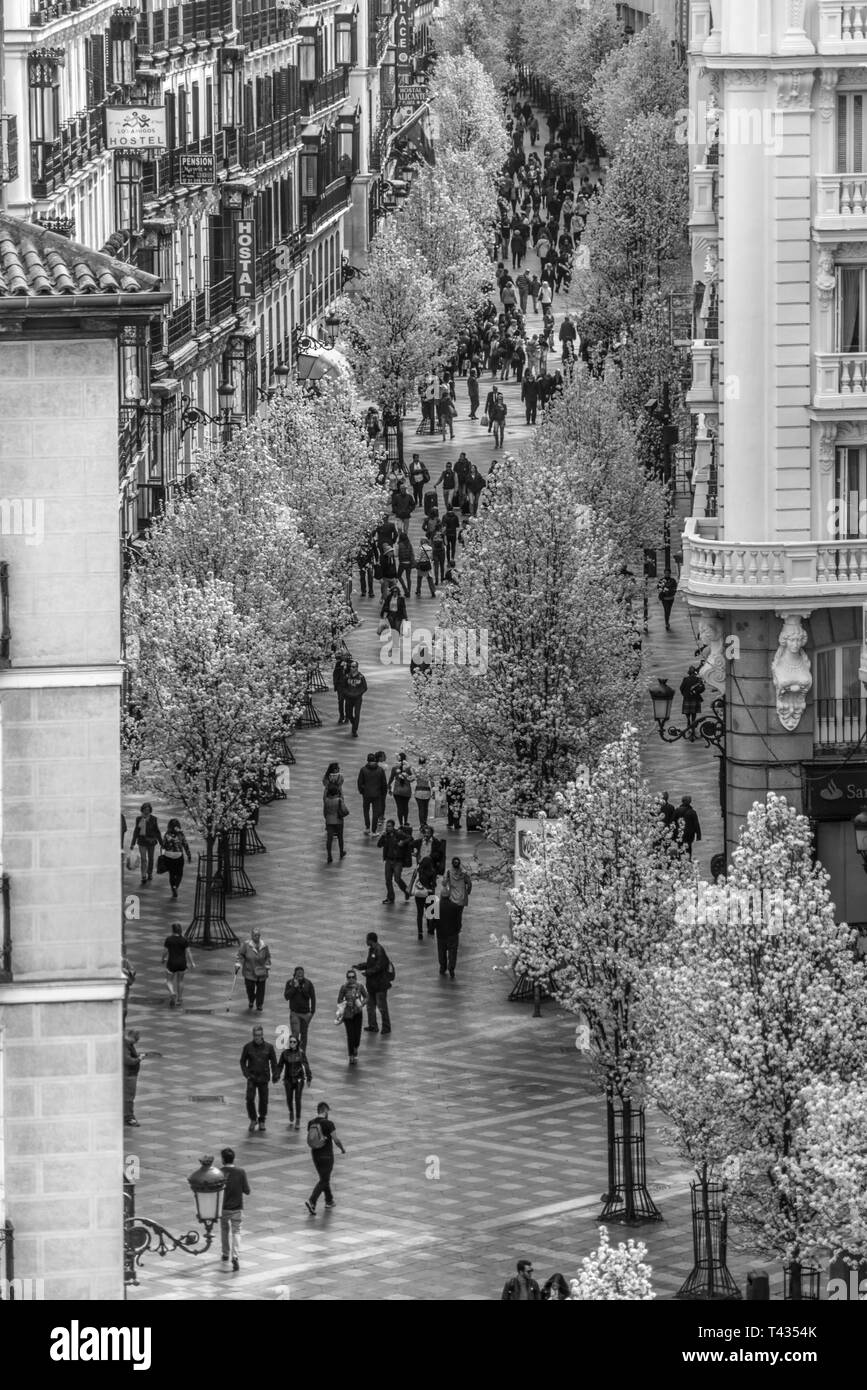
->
648, 675, 727, 860
124, 1155, 227, 1285
296, 334, 331, 383
179, 380, 238, 445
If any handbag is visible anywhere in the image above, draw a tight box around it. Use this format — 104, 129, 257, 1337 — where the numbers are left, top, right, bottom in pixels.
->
334, 1001, 347, 1025
125, 853, 136, 871
480, 413, 489, 428
338, 799, 350, 819
156, 855, 169, 875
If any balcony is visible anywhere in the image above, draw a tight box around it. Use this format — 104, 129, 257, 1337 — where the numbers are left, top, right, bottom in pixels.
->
301, 67, 350, 118
815, 174, 867, 232
31, 99, 110, 199
29, 0, 94, 24
690, 166, 717, 231
307, 176, 352, 232
686, 341, 719, 411
818, 2, 867, 53
240, 4, 293, 52
681, 516, 867, 606
239, 113, 301, 170
815, 698, 867, 750
814, 352, 867, 408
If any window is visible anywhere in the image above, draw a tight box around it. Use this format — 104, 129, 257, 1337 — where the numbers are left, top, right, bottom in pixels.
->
299, 38, 316, 83
838, 92, 867, 173
178, 87, 188, 148
816, 643, 864, 747
109, 13, 136, 89
834, 446, 867, 538
115, 156, 142, 231
192, 82, 200, 144
335, 15, 356, 66
28, 55, 60, 145
301, 150, 318, 198
837, 266, 867, 353
85, 34, 106, 109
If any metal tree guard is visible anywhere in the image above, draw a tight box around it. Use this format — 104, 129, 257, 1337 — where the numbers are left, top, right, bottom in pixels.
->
307, 664, 328, 693
217, 830, 256, 897
783, 1263, 821, 1301
676, 1177, 741, 1300
600, 1098, 663, 1226
185, 853, 237, 948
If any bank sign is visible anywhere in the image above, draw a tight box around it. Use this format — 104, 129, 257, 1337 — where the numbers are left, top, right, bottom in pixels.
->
803, 762, 867, 819
106, 106, 167, 150
235, 219, 256, 300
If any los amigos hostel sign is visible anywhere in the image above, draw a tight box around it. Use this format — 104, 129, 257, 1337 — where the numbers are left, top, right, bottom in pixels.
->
105, 106, 167, 150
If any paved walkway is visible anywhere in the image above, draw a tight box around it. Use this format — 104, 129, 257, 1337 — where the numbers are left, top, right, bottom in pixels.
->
123, 226, 758, 1302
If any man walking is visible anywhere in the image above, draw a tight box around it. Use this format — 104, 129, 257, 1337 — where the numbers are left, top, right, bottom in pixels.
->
304, 1101, 347, 1215
342, 660, 368, 739
234, 927, 271, 1012
123, 1028, 142, 1127
356, 931, 393, 1034
501, 1259, 541, 1300
378, 819, 409, 905
674, 795, 702, 859
220, 1147, 250, 1272
284, 965, 316, 1050
357, 751, 388, 833
239, 1024, 278, 1133
657, 569, 678, 631
442, 856, 472, 932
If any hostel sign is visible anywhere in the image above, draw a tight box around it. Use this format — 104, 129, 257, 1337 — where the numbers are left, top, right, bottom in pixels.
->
395, 0, 413, 83
106, 106, 167, 150
235, 219, 256, 300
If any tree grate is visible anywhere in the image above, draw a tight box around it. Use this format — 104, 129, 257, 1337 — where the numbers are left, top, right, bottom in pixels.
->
189, 1095, 226, 1104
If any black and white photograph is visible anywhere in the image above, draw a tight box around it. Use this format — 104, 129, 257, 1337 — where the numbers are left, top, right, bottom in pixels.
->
0, 0, 865, 1349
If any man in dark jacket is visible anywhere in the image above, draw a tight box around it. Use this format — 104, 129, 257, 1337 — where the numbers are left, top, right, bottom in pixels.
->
442, 505, 461, 565
378, 819, 409, 904
342, 661, 368, 738
355, 931, 392, 1034
357, 751, 388, 832
220, 1147, 250, 1271
521, 371, 539, 425
239, 1025, 278, 1133
674, 795, 702, 859
501, 1260, 541, 1301
284, 965, 316, 1050
454, 452, 472, 506
333, 651, 352, 724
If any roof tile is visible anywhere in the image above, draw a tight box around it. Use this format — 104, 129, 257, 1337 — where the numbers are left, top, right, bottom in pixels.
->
0, 213, 161, 299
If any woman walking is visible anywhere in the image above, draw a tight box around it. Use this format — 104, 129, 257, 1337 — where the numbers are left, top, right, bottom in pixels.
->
337, 969, 367, 1066
161, 922, 194, 1008
161, 818, 192, 899
413, 754, 435, 826
467, 368, 480, 420
130, 802, 162, 885
388, 753, 414, 828
408, 855, 438, 941
323, 781, 348, 863
276, 1034, 312, 1130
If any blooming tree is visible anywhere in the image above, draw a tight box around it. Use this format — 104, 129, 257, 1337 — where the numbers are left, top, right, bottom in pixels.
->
125, 578, 296, 945
429, 50, 508, 173
586, 20, 687, 156
435, 145, 500, 245
648, 795, 867, 1294
396, 163, 491, 342
569, 1227, 656, 1301
505, 726, 690, 1221
408, 454, 643, 848
431, 0, 511, 90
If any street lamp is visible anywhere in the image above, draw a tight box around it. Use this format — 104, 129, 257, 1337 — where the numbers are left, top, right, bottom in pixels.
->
273, 364, 292, 385
179, 381, 238, 443
124, 1155, 227, 1285
853, 806, 867, 871
296, 335, 330, 382
648, 674, 727, 852
324, 312, 341, 347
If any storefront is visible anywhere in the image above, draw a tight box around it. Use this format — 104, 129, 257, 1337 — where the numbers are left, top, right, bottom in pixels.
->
803, 762, 867, 931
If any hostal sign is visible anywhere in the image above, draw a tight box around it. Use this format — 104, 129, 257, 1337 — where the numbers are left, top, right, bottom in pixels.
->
235, 219, 256, 300
105, 106, 167, 150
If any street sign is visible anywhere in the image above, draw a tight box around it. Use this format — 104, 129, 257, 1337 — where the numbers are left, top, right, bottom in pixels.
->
396, 85, 427, 104
178, 153, 215, 185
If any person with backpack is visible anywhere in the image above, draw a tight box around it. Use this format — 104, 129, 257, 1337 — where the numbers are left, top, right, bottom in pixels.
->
336, 967, 368, 1065
357, 751, 388, 833
356, 931, 393, 1034
304, 1101, 346, 1215
388, 753, 414, 828
408, 453, 430, 508
275, 1032, 312, 1129
323, 780, 349, 863
377, 818, 410, 904
160, 817, 192, 899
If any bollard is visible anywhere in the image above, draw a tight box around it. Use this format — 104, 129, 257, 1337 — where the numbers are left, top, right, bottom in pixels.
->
746, 1268, 770, 1300
532, 981, 542, 1018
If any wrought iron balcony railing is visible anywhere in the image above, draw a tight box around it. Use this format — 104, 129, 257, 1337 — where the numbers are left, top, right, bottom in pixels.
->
238, 113, 301, 169
815, 697, 867, 750
308, 175, 352, 232
30, 96, 111, 198
240, 3, 293, 52
301, 67, 350, 118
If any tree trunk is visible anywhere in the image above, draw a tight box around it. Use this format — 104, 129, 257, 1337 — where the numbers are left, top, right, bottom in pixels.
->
789, 1260, 802, 1302
203, 834, 215, 949
622, 1097, 637, 1223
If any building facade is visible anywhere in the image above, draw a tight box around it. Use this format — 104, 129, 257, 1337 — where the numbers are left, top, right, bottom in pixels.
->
681, 0, 867, 924
0, 0, 409, 545
0, 215, 167, 1299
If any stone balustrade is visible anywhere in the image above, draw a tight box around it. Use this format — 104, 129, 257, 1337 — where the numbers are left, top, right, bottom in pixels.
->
681, 516, 867, 604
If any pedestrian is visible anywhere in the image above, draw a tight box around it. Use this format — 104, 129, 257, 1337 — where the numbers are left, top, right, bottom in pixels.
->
388, 753, 414, 828
336, 967, 367, 1065
304, 1101, 346, 1215
409, 855, 438, 940
674, 795, 702, 859
392, 479, 415, 534
357, 750, 388, 833
121, 951, 136, 1022
356, 531, 376, 599
515, 268, 530, 313
435, 460, 457, 510
219, 1147, 250, 1272
521, 369, 538, 425
441, 768, 465, 829
491, 391, 507, 449
501, 1259, 542, 1300
342, 659, 368, 739
380, 582, 407, 634
528, 113, 539, 145
123, 1028, 141, 1127
323, 761, 343, 794
239, 1023, 278, 1133
276, 1033, 312, 1128
431, 523, 447, 585
437, 384, 456, 441
234, 927, 272, 1013
162, 922, 194, 1008
414, 821, 446, 876
356, 931, 393, 1034
396, 531, 415, 597
659, 791, 677, 829
413, 754, 434, 826
657, 569, 678, 631
542, 1273, 571, 1301
159, 817, 192, 899
466, 464, 486, 516
283, 966, 317, 1052
467, 368, 480, 420
442, 856, 472, 929
323, 779, 349, 863
415, 536, 435, 597
130, 802, 162, 885
378, 817, 409, 904
333, 649, 352, 724
408, 452, 429, 508
680, 666, 705, 739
